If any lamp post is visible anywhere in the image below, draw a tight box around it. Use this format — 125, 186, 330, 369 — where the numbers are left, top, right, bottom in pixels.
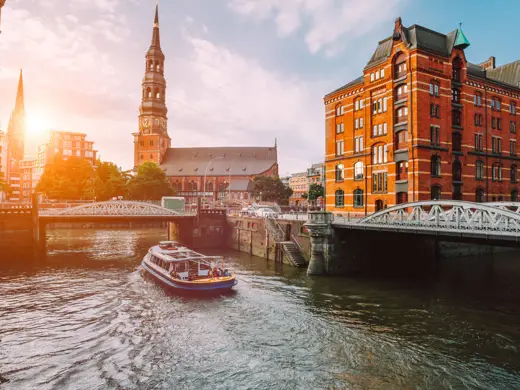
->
203, 156, 224, 207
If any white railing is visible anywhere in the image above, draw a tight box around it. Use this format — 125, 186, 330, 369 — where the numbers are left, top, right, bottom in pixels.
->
39, 201, 184, 216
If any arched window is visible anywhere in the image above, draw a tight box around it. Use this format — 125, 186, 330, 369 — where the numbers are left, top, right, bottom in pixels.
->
452, 57, 462, 82
511, 189, 518, 202
475, 160, 484, 180
452, 160, 462, 182
218, 181, 227, 192
206, 181, 214, 192
372, 144, 388, 165
177, 181, 183, 191
430, 155, 441, 176
511, 164, 517, 183
353, 189, 363, 208
192, 181, 198, 192
354, 162, 364, 180
335, 164, 344, 182
148, 60, 153, 70
156, 91, 161, 99
393, 52, 407, 79
475, 188, 484, 203
147, 88, 152, 98
156, 63, 161, 71
431, 185, 441, 200
335, 190, 344, 207
395, 83, 408, 101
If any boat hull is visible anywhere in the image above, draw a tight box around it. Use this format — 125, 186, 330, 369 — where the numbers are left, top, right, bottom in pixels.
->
141, 260, 237, 291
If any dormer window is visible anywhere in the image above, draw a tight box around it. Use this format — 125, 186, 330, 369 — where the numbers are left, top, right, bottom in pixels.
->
452, 57, 462, 82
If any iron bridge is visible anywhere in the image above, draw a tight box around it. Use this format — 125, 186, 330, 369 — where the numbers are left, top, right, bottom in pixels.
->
333, 201, 520, 242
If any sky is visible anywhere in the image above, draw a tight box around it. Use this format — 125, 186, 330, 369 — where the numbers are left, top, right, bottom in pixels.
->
1, 0, 519, 175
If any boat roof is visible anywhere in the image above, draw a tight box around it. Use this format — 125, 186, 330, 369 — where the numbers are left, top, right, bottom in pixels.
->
150, 245, 222, 263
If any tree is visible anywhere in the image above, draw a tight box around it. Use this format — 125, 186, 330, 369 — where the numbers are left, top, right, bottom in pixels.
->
37, 155, 95, 200
127, 162, 173, 200
94, 160, 130, 201
308, 183, 324, 202
252, 175, 293, 205
0, 171, 11, 201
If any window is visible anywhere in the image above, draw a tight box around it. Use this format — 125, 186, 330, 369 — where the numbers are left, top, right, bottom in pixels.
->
394, 53, 407, 78
359, 118, 364, 128
452, 57, 461, 81
511, 140, 517, 156
353, 189, 364, 207
378, 99, 383, 113
511, 102, 517, 115
492, 164, 502, 181
498, 118, 502, 130
397, 107, 408, 121
452, 132, 462, 152
373, 125, 377, 137
452, 110, 461, 126
474, 93, 482, 107
474, 134, 483, 151
370, 73, 374, 82
384, 123, 387, 134
452, 160, 462, 182
335, 164, 344, 181
475, 160, 484, 180
491, 97, 501, 111
336, 123, 344, 133
430, 104, 440, 118
431, 185, 441, 200
335, 106, 344, 116
372, 144, 387, 165
354, 162, 364, 180
150, 140, 154, 146
372, 172, 388, 193
375, 71, 379, 80
474, 114, 483, 126
492, 136, 502, 154
335, 190, 344, 207
355, 100, 359, 111
336, 141, 344, 156
396, 131, 408, 150
355, 118, 359, 129
492, 117, 496, 129
380, 68, 385, 78
430, 82, 440, 97
452, 88, 461, 103
431, 155, 441, 176
383, 97, 388, 112
430, 125, 440, 146
476, 188, 485, 203
512, 189, 518, 202
378, 124, 382, 135
511, 121, 517, 134
396, 161, 408, 180
511, 164, 518, 183
354, 136, 363, 154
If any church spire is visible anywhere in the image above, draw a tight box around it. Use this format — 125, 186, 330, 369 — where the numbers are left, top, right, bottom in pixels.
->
14, 69, 25, 116
151, 2, 161, 49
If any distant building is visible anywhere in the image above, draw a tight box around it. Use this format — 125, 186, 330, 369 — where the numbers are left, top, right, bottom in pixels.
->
280, 176, 290, 187
289, 172, 308, 207
132, 4, 278, 206
19, 131, 97, 202
307, 162, 325, 207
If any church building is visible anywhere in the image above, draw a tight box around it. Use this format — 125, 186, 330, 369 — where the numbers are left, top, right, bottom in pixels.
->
132, 5, 278, 205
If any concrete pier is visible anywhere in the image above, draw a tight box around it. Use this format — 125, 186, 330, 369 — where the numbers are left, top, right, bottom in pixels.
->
304, 212, 333, 275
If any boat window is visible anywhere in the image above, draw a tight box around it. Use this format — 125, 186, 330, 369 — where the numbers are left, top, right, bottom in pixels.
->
176, 262, 186, 272
200, 263, 211, 271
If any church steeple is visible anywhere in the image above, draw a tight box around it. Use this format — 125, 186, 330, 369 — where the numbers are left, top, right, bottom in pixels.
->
7, 69, 25, 161
134, 2, 170, 169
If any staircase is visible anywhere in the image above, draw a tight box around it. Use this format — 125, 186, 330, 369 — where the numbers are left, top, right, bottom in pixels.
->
265, 217, 285, 242
279, 241, 307, 268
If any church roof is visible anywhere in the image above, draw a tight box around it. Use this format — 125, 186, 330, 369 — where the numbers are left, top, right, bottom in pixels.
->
160, 146, 278, 177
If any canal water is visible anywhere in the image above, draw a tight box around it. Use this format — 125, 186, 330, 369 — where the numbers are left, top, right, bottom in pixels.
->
0, 228, 519, 390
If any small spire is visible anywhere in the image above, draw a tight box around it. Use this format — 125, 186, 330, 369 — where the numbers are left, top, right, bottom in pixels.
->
150, 2, 161, 48
15, 69, 24, 114
154, 0, 159, 27
454, 22, 470, 50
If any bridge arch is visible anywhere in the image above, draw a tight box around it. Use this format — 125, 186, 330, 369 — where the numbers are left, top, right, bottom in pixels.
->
54, 201, 182, 216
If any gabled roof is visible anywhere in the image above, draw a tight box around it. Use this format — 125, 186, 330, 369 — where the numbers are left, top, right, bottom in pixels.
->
325, 75, 364, 98
160, 146, 277, 177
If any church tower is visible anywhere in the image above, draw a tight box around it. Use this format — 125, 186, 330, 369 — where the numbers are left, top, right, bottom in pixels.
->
7, 69, 25, 162
133, 3, 171, 170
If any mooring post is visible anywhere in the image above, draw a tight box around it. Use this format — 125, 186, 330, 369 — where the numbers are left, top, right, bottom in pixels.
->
304, 211, 333, 275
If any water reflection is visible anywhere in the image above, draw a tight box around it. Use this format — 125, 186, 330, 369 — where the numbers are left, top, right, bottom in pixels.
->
0, 228, 519, 389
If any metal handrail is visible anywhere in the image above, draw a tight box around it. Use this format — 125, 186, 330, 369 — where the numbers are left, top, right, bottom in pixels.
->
290, 232, 308, 261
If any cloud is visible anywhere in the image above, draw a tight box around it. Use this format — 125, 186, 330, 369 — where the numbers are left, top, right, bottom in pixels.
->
228, 0, 403, 55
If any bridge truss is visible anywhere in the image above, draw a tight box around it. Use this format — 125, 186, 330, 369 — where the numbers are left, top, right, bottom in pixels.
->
48, 201, 182, 216
335, 201, 520, 241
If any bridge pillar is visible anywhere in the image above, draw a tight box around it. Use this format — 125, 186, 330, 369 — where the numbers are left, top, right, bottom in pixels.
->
304, 211, 334, 275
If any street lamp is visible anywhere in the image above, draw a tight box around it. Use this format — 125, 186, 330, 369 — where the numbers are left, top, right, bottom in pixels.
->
203, 156, 224, 206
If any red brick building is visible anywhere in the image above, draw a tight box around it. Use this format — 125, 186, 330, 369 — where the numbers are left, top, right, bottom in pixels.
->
133, 5, 278, 206
324, 17, 520, 214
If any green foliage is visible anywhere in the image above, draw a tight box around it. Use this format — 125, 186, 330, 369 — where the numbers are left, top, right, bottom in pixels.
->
127, 162, 173, 200
308, 183, 324, 201
252, 175, 293, 205
37, 155, 95, 200
94, 160, 130, 201
301, 192, 308, 200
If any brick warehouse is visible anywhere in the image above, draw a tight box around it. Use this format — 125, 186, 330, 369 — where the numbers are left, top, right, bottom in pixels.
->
324, 17, 520, 214
133, 4, 278, 206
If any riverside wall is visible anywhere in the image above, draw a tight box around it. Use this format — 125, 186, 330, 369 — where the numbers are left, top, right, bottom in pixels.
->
225, 216, 310, 265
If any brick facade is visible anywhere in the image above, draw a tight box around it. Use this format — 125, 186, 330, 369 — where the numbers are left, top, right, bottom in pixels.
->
325, 18, 520, 214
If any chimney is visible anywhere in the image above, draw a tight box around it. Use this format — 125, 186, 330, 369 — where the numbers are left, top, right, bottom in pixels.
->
393, 17, 403, 41
479, 56, 496, 71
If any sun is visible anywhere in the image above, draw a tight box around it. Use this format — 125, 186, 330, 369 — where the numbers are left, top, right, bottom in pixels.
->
26, 110, 51, 136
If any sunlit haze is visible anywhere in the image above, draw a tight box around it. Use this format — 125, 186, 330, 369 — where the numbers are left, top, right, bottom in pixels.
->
1, 0, 518, 171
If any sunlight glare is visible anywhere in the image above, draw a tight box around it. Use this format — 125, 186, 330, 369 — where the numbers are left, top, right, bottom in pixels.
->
26, 110, 51, 136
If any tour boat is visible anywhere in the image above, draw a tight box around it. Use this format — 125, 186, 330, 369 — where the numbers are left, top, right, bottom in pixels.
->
141, 241, 238, 291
